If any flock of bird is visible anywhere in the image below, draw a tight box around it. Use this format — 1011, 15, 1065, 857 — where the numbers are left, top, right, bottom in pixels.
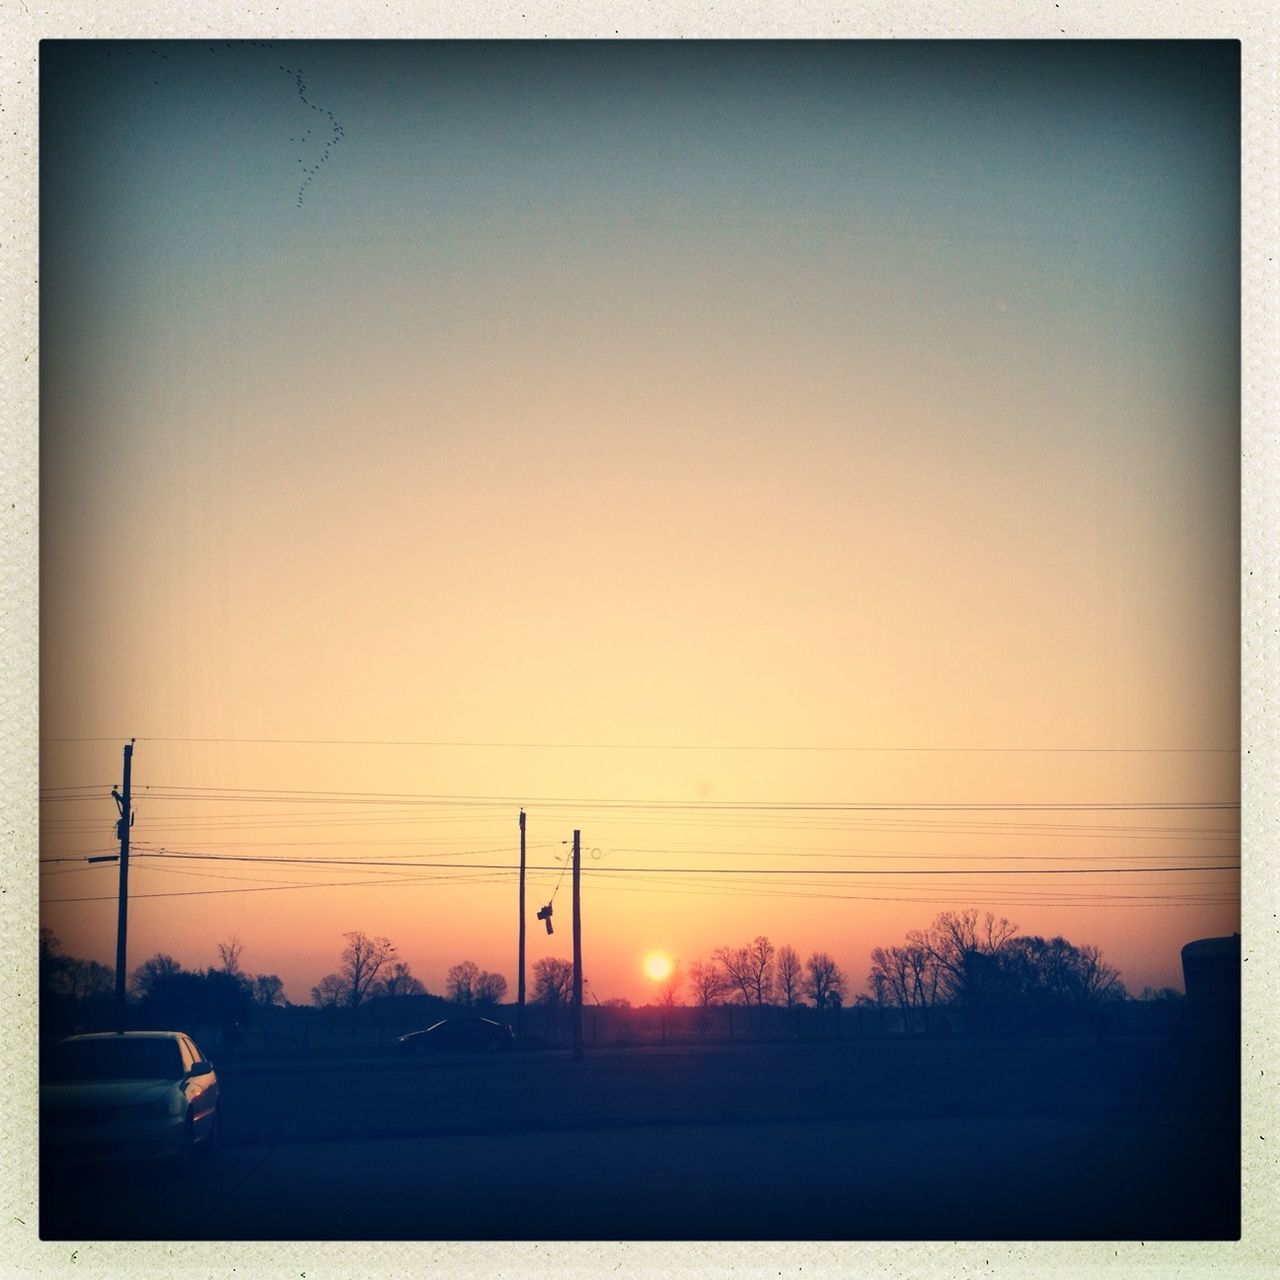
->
279, 60, 345, 208
101, 41, 344, 209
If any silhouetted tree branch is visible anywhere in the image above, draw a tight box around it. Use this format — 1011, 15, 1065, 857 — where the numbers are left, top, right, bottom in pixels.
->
532, 957, 574, 1006
776, 945, 803, 1008
804, 951, 846, 1012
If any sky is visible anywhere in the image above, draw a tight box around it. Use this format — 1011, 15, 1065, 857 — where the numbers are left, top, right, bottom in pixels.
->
39, 40, 1240, 1006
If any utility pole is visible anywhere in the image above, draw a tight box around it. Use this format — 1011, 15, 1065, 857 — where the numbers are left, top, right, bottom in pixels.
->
112, 740, 135, 1034
572, 828, 583, 1061
517, 808, 527, 1040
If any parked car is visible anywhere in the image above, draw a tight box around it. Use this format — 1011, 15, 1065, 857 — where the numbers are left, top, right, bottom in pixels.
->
397, 1017, 515, 1055
41, 1031, 221, 1165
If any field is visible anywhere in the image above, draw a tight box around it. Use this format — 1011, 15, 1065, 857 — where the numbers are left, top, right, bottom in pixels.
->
40, 1032, 1239, 1241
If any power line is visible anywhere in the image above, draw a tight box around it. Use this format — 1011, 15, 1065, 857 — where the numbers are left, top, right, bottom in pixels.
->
37, 735, 1240, 752
583, 875, 1239, 909
112, 841, 1237, 861
44, 874, 1238, 908
42, 783, 1241, 811
43, 870, 518, 905
38, 810, 1241, 843
125, 849, 1239, 876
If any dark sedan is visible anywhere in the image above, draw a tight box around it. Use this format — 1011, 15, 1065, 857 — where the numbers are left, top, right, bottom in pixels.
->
396, 1018, 515, 1055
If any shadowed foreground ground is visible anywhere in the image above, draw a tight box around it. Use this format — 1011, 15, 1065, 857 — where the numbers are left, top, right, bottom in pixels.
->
41, 1034, 1239, 1240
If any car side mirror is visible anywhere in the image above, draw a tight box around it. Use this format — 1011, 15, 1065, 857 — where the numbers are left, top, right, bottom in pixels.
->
189, 1060, 212, 1077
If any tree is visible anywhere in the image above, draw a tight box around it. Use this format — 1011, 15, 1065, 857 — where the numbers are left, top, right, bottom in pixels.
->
381, 962, 426, 999
40, 931, 115, 1037
871, 911, 1127, 1032
252, 974, 286, 1009
658, 963, 683, 1009
340, 931, 397, 1017
868, 970, 890, 1015
130, 953, 184, 1001
714, 936, 774, 1032
805, 952, 846, 1012
198, 967, 254, 1032
714, 936, 774, 1008
1073, 943, 1126, 1005
688, 960, 726, 1009
473, 971, 508, 1009
920, 910, 1018, 1016
532, 957, 574, 1007
311, 973, 345, 1009
39, 928, 70, 997
995, 935, 1126, 1015
447, 960, 481, 1007
868, 942, 938, 1033
125, 961, 251, 1033
66, 956, 115, 1004
217, 936, 244, 977
713, 945, 755, 1007
746, 936, 775, 1008
776, 945, 803, 1008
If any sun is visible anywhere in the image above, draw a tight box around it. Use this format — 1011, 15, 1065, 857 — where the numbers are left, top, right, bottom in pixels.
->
642, 951, 675, 982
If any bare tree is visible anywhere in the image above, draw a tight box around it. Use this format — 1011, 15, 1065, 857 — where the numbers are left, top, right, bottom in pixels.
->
868, 911, 1123, 1033
532, 957, 574, 1006
381, 962, 426, 999
921, 910, 1017, 1015
713, 945, 755, 1007
658, 963, 683, 1009
688, 959, 726, 1009
252, 974, 286, 1009
804, 951, 846, 1011
714, 936, 774, 1007
869, 943, 937, 1033
474, 970, 508, 1009
869, 970, 890, 1015
217, 936, 244, 977
746, 936, 775, 1008
715, 936, 774, 1032
447, 960, 481, 1007
776, 945, 803, 1008
311, 973, 345, 1009
340, 931, 397, 1018
1074, 943, 1126, 1004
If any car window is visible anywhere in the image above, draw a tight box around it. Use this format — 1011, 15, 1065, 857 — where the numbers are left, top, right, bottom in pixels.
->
46, 1037, 185, 1082
180, 1035, 202, 1069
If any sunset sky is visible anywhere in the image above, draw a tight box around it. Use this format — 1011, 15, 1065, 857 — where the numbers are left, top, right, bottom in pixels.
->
39, 40, 1240, 1005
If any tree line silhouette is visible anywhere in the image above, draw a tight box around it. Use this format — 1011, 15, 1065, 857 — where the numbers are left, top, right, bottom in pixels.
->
40, 908, 1148, 1044
39, 927, 286, 1042
865, 910, 1126, 1035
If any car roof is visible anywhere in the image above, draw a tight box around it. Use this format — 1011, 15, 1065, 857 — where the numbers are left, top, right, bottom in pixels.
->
60, 1031, 185, 1042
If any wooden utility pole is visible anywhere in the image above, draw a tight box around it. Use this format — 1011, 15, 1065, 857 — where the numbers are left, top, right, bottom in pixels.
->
572, 828, 583, 1061
112, 740, 134, 1033
517, 808, 527, 1040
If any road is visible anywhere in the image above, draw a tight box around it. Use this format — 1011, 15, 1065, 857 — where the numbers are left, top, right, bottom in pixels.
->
40, 1037, 1239, 1240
